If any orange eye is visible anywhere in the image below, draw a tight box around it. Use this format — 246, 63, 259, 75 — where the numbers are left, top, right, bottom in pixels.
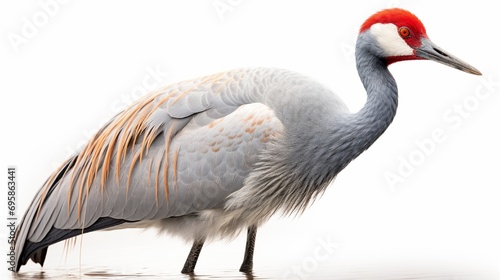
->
399, 26, 411, 38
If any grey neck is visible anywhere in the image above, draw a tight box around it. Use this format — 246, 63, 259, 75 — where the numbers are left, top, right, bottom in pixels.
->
331, 34, 398, 174
349, 33, 399, 153
302, 34, 399, 186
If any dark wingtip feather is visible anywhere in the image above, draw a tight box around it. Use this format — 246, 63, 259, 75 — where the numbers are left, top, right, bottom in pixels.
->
16, 217, 127, 272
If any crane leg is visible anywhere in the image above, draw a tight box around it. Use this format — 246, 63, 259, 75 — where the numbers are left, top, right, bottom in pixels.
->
239, 225, 257, 273
181, 239, 205, 274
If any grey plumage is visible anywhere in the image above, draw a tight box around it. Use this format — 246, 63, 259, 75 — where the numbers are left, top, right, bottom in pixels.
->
14, 8, 480, 274
16, 68, 350, 269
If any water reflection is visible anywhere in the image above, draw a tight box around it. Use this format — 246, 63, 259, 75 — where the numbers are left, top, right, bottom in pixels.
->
12, 266, 488, 280
13, 268, 268, 280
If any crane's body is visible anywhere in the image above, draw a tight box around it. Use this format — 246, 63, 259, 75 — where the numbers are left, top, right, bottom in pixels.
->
14, 8, 480, 274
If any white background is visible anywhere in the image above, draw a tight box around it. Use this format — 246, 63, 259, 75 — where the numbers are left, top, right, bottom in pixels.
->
1, 0, 499, 278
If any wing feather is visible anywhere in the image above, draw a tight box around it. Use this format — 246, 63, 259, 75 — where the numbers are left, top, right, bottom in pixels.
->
15, 68, 307, 270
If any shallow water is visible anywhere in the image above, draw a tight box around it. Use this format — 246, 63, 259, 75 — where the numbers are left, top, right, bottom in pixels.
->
6, 229, 496, 280
10, 265, 493, 280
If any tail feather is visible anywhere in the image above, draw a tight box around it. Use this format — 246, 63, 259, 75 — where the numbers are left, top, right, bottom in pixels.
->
13, 156, 128, 272
14, 157, 77, 271
18, 217, 126, 271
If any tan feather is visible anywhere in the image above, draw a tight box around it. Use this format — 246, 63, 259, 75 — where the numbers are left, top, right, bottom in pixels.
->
35, 71, 232, 221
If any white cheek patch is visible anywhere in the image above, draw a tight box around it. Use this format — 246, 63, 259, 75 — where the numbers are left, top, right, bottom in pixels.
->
370, 23, 414, 57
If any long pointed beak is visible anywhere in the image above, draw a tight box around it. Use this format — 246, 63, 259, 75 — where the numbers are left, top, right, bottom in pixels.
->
415, 38, 482, 75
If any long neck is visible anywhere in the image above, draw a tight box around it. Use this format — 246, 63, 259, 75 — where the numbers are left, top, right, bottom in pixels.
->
330, 38, 398, 173
302, 36, 399, 185
349, 36, 399, 154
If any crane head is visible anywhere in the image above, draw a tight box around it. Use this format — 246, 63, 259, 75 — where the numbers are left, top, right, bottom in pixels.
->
359, 8, 481, 75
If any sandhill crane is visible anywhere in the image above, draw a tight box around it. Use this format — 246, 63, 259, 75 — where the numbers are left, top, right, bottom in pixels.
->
14, 8, 480, 274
